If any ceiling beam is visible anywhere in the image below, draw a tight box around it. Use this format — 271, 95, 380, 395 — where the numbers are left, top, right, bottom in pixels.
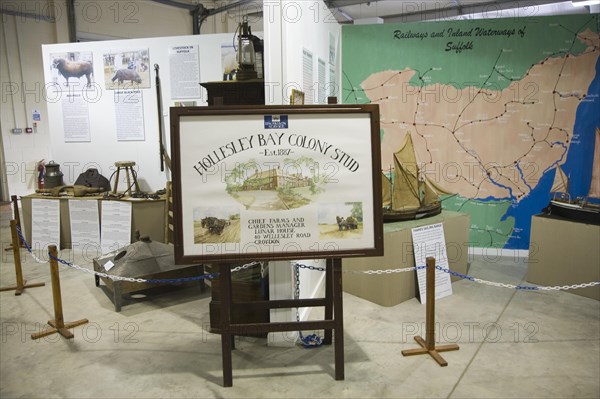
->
383, 0, 569, 21
326, 0, 575, 23
150, 0, 197, 10
325, 0, 377, 7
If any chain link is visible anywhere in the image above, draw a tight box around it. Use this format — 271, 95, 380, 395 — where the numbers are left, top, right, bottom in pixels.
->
14, 226, 600, 291
348, 266, 424, 275
536, 282, 600, 291
434, 266, 600, 291
296, 263, 326, 272
28, 251, 49, 264
294, 263, 323, 348
231, 261, 262, 273
15, 226, 47, 264
50, 255, 218, 283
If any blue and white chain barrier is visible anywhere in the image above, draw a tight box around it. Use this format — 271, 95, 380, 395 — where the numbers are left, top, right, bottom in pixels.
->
14, 225, 600, 291
433, 265, 600, 291
294, 263, 323, 348
12, 225, 600, 348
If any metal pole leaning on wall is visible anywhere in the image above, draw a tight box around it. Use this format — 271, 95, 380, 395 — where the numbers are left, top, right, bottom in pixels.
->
0, 220, 45, 295
31, 245, 88, 340
401, 257, 459, 366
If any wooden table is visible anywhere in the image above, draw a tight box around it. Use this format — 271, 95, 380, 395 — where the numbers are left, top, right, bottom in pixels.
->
20, 194, 166, 249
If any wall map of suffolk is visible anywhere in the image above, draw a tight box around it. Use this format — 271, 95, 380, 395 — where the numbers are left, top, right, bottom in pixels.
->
342, 15, 599, 249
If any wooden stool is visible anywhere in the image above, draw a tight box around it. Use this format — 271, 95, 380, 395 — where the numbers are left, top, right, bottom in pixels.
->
113, 161, 140, 195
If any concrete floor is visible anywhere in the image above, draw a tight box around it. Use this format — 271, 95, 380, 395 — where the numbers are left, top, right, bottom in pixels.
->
1, 203, 599, 398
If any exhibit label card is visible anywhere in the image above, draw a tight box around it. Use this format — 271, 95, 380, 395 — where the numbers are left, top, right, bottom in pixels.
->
175, 107, 381, 262
411, 223, 453, 304
100, 200, 132, 255
68, 199, 100, 253
61, 93, 91, 142
318, 58, 326, 104
31, 199, 60, 250
302, 48, 314, 104
169, 45, 201, 99
114, 89, 145, 141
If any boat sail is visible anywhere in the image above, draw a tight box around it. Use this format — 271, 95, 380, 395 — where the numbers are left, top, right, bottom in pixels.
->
550, 164, 569, 194
546, 127, 600, 225
382, 133, 452, 222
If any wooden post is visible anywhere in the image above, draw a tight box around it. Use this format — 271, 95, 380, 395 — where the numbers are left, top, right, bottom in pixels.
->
323, 259, 333, 345
31, 245, 88, 340
113, 167, 121, 193
219, 262, 233, 387
401, 257, 459, 366
332, 258, 345, 380
125, 167, 132, 194
4, 195, 25, 251
11, 195, 21, 230
0, 220, 45, 295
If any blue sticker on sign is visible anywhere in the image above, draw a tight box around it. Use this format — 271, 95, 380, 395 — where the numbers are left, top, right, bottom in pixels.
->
264, 115, 288, 129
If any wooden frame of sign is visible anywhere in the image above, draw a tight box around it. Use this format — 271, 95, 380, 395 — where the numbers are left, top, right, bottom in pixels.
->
170, 104, 383, 264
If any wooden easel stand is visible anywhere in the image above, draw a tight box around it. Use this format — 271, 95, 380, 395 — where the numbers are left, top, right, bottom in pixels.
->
0, 219, 45, 295
401, 257, 459, 366
218, 258, 344, 387
31, 245, 88, 340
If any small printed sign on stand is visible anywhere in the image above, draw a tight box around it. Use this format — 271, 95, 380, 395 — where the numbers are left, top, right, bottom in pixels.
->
411, 222, 453, 304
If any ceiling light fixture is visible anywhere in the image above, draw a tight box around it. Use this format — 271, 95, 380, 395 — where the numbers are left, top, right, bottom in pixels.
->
571, 0, 600, 6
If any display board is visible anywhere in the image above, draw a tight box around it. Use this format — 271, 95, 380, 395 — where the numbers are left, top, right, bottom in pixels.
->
39, 32, 256, 193
170, 104, 383, 263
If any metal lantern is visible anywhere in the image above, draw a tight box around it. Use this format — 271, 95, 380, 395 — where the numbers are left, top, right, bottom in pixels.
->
236, 19, 258, 80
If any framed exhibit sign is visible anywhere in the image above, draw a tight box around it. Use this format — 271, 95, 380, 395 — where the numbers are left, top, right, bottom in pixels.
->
170, 104, 383, 263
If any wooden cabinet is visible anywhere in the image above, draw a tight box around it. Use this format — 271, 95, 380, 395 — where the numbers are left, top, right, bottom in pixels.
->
200, 79, 265, 106
206, 263, 269, 337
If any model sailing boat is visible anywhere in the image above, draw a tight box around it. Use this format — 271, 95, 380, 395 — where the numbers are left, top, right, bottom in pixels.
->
546, 127, 600, 225
382, 133, 452, 222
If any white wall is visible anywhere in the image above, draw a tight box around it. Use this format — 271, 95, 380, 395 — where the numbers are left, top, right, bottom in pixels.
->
281, 0, 341, 104
263, 0, 341, 345
1, 8, 61, 198
264, 0, 341, 105
1, 0, 188, 197
40, 32, 237, 193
